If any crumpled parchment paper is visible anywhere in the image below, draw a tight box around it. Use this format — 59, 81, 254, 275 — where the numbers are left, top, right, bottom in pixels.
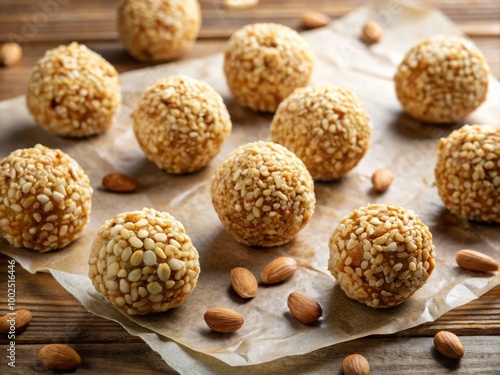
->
1, 0, 499, 372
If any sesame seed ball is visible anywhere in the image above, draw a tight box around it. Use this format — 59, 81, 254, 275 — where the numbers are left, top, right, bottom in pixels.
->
435, 125, 499, 222
133, 75, 232, 174
88, 208, 200, 315
0, 144, 93, 252
118, 0, 201, 62
271, 85, 372, 181
394, 35, 489, 123
328, 204, 435, 308
211, 141, 316, 247
26, 42, 121, 137
223, 23, 315, 112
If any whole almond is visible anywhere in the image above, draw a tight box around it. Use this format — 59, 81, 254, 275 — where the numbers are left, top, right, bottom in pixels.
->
456, 249, 498, 272
371, 167, 394, 192
301, 11, 331, 29
231, 267, 258, 298
223, 0, 259, 10
0, 43, 23, 67
0, 309, 32, 334
102, 172, 139, 193
260, 256, 297, 284
342, 353, 370, 375
434, 331, 465, 359
39, 344, 81, 371
361, 20, 382, 44
204, 307, 244, 333
287, 292, 322, 324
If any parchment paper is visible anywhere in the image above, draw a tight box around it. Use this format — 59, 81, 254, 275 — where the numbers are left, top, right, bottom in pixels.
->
1, 0, 499, 373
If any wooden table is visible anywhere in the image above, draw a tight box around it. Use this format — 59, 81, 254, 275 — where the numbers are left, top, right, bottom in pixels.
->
0, 1, 499, 373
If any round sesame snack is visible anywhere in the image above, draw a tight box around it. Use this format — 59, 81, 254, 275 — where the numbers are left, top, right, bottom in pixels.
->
271, 85, 372, 181
328, 204, 435, 308
118, 0, 201, 62
26, 42, 121, 137
0, 144, 93, 252
435, 124, 499, 222
394, 35, 489, 124
223, 23, 315, 112
88, 208, 200, 315
211, 141, 316, 247
133, 75, 232, 174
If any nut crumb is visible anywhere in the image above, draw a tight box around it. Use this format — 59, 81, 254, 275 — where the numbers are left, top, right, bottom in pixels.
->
371, 168, 394, 192
102, 173, 139, 193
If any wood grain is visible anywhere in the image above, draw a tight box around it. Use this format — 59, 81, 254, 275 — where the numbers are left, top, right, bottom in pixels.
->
0, 1, 499, 373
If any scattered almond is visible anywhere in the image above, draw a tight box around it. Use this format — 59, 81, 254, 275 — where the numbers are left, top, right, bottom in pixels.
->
204, 307, 244, 333
434, 330, 465, 359
301, 11, 331, 29
0, 309, 32, 334
342, 353, 370, 375
371, 167, 394, 192
102, 172, 139, 193
287, 292, 322, 324
231, 267, 258, 298
361, 20, 382, 44
456, 249, 498, 272
223, 0, 259, 10
0, 43, 23, 67
260, 256, 297, 284
38, 344, 81, 371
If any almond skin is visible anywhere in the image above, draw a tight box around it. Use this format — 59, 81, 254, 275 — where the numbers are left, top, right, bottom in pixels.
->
434, 331, 465, 359
39, 344, 81, 371
301, 11, 330, 29
261, 256, 297, 284
456, 249, 498, 272
287, 292, 322, 324
371, 167, 394, 193
0, 309, 32, 334
342, 353, 370, 375
231, 267, 258, 298
102, 172, 139, 193
204, 307, 244, 333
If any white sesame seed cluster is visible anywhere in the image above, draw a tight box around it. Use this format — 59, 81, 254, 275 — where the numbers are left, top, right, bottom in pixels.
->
328, 204, 435, 308
435, 124, 499, 223
88, 208, 200, 315
26, 42, 121, 137
118, 0, 201, 62
223, 23, 315, 112
271, 85, 372, 181
0, 144, 93, 252
133, 75, 232, 174
394, 35, 489, 124
211, 141, 316, 247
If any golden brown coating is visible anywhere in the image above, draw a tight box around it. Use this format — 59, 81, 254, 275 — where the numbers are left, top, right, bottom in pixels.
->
88, 208, 200, 315
132, 75, 232, 174
211, 141, 315, 247
328, 204, 435, 308
435, 124, 499, 222
0, 144, 93, 252
224, 23, 315, 112
118, 0, 201, 62
271, 85, 372, 180
394, 35, 489, 123
26, 42, 121, 137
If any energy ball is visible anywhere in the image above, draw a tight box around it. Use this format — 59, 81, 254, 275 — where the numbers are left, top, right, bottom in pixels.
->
26, 42, 121, 137
271, 85, 372, 180
118, 0, 201, 62
133, 75, 232, 174
88, 208, 200, 315
0, 144, 93, 252
224, 23, 315, 112
328, 204, 435, 308
394, 35, 489, 123
211, 141, 315, 247
435, 124, 499, 222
